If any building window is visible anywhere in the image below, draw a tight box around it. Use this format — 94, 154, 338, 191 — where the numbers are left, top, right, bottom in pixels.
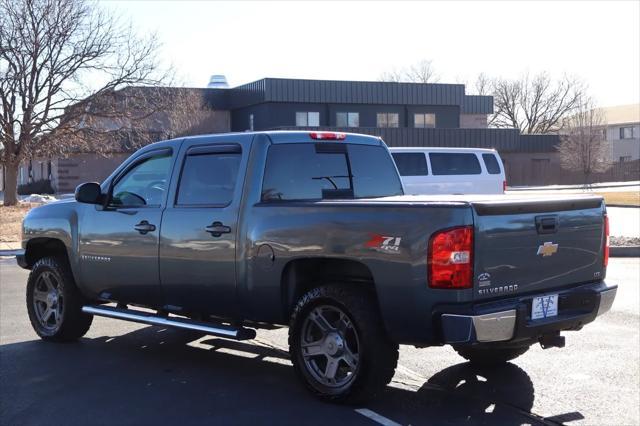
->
414, 113, 436, 128
296, 112, 320, 127
336, 112, 359, 127
620, 156, 632, 163
620, 127, 635, 139
249, 114, 254, 131
376, 113, 399, 128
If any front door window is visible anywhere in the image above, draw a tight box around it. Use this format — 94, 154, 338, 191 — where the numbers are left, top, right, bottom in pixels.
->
111, 153, 172, 207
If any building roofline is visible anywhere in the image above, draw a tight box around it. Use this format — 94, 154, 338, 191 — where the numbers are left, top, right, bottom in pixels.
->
236, 76, 466, 88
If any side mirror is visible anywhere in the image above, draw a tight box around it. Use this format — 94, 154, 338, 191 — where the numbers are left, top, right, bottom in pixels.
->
75, 182, 103, 205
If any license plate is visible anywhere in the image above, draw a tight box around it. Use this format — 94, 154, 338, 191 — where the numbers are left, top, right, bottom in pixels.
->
531, 294, 558, 320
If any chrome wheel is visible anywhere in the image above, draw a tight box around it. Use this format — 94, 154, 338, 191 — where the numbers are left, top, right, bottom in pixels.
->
300, 305, 360, 389
32, 271, 64, 332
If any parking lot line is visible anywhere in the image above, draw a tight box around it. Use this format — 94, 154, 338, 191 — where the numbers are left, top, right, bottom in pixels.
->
355, 408, 403, 426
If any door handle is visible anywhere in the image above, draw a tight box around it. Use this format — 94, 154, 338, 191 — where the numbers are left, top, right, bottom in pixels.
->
134, 220, 156, 235
205, 221, 231, 237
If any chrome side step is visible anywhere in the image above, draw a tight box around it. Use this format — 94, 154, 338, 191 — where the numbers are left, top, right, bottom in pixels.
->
82, 305, 256, 340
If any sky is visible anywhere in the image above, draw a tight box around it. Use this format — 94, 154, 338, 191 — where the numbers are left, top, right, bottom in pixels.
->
100, 0, 640, 107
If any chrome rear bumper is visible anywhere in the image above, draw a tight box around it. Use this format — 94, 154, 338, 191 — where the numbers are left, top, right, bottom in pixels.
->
596, 287, 617, 316
440, 284, 617, 344
442, 310, 516, 343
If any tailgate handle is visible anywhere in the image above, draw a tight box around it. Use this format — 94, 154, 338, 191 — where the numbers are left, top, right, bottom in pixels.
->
536, 216, 558, 234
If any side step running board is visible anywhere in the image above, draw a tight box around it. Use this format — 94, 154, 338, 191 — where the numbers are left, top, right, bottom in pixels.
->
82, 305, 256, 340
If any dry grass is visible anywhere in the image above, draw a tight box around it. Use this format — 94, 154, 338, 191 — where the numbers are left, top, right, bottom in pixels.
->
595, 192, 640, 207
0, 205, 31, 242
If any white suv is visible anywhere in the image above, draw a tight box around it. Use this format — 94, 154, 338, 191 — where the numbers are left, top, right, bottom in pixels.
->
389, 147, 506, 195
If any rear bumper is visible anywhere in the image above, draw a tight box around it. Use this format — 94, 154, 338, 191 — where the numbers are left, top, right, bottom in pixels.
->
438, 281, 617, 345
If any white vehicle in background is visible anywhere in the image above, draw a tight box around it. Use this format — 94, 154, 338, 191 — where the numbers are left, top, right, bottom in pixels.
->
389, 147, 506, 195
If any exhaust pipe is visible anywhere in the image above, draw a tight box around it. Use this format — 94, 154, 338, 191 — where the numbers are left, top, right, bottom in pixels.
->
82, 305, 256, 340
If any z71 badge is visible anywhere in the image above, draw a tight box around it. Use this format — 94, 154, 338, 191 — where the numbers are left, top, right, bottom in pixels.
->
365, 234, 402, 252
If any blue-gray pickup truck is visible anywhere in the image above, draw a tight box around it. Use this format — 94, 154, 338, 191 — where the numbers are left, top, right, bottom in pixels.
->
18, 131, 617, 402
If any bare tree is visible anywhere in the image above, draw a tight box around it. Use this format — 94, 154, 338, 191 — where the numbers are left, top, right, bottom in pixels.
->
380, 59, 440, 83
490, 72, 585, 134
473, 73, 491, 96
0, 0, 175, 205
557, 98, 611, 184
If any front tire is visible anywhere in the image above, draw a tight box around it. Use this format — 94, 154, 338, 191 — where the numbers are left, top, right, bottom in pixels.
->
454, 345, 530, 366
288, 285, 398, 403
26, 256, 93, 342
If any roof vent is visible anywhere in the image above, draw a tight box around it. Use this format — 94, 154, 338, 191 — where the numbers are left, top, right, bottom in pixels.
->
207, 75, 229, 89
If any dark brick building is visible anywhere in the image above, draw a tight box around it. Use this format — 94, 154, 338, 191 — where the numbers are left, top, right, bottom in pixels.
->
12, 77, 631, 193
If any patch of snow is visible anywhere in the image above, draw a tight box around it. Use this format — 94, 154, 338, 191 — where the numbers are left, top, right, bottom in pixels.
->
19, 194, 58, 204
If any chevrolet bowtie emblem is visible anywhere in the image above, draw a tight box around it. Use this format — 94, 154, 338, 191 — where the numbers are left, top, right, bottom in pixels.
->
537, 242, 559, 257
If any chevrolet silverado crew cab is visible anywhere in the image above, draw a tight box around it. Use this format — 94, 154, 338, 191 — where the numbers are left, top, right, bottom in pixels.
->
18, 131, 616, 403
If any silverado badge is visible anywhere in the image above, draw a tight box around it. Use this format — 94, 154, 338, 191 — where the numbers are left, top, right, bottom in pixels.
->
537, 242, 559, 257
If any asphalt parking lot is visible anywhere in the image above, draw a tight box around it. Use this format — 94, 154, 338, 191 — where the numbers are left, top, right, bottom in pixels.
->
1, 258, 638, 426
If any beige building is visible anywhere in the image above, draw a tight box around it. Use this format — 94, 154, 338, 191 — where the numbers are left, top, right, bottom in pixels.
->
599, 104, 640, 162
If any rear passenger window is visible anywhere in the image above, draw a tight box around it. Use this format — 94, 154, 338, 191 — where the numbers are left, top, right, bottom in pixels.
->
429, 153, 482, 175
392, 153, 429, 176
482, 153, 501, 174
176, 152, 241, 206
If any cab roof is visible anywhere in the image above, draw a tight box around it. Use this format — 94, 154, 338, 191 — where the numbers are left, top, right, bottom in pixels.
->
178, 130, 383, 146
263, 131, 383, 146
144, 131, 385, 152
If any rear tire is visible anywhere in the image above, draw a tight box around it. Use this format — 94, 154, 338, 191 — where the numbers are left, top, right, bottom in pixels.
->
288, 285, 398, 403
26, 256, 93, 342
454, 345, 530, 366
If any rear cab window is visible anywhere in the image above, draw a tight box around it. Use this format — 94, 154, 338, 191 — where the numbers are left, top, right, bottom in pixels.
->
429, 153, 482, 175
261, 143, 403, 201
391, 153, 429, 176
482, 153, 502, 174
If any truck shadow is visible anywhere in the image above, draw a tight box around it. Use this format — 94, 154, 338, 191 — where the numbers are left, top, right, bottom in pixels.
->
0, 326, 580, 425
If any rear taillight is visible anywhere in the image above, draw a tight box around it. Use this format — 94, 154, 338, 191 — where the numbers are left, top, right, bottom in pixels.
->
503, 180, 507, 192
604, 214, 609, 267
428, 226, 474, 289
309, 132, 346, 140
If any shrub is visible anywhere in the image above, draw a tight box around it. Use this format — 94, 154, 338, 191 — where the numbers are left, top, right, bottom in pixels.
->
17, 179, 54, 195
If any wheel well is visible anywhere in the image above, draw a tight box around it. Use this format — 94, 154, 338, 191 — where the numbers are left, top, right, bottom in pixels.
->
25, 238, 69, 268
281, 258, 376, 319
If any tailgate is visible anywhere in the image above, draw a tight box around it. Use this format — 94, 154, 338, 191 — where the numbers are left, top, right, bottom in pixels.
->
472, 196, 606, 300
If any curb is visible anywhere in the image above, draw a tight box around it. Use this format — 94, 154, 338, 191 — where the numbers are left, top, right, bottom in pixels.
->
509, 182, 640, 191
606, 204, 640, 209
610, 246, 640, 257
